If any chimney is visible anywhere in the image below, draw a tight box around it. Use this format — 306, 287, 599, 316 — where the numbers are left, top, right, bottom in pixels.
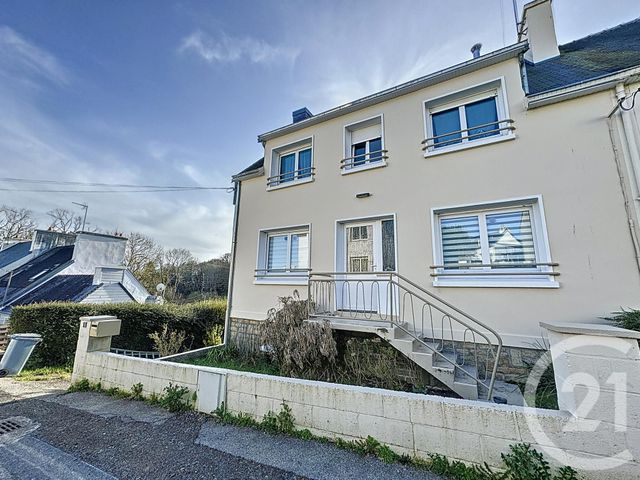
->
470, 43, 482, 59
30, 229, 76, 253
292, 107, 313, 123
521, 0, 560, 64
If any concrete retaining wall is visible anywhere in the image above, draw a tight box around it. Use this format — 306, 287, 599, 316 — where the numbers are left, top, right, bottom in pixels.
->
72, 317, 640, 479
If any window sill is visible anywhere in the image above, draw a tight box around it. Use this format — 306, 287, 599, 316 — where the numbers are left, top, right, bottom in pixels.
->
424, 133, 515, 158
432, 276, 559, 289
254, 276, 309, 286
341, 160, 387, 175
267, 176, 314, 191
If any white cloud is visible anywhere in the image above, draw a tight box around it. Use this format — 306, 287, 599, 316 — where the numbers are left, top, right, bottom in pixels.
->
0, 25, 70, 86
179, 30, 299, 65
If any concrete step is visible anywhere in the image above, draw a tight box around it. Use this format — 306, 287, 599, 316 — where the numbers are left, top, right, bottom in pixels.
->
479, 380, 525, 406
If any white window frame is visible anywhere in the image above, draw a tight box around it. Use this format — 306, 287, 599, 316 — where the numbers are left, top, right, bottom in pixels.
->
423, 77, 515, 157
255, 224, 311, 285
430, 196, 558, 288
268, 137, 314, 191
342, 114, 387, 175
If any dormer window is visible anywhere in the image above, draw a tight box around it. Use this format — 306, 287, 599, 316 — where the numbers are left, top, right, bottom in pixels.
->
423, 79, 515, 156
342, 115, 387, 174
268, 138, 314, 189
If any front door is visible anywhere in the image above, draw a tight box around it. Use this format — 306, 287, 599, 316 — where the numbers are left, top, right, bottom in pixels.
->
337, 218, 396, 316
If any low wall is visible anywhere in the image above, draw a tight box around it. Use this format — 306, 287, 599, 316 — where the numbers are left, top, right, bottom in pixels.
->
72, 316, 640, 479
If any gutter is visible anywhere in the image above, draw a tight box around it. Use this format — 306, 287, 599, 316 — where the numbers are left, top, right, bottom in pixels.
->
223, 181, 241, 345
257, 41, 528, 142
231, 165, 264, 182
526, 66, 640, 109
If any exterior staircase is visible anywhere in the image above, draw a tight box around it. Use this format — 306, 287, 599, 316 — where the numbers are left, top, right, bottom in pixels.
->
307, 272, 525, 406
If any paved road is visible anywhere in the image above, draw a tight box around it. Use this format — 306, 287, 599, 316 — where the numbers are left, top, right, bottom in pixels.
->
0, 381, 439, 480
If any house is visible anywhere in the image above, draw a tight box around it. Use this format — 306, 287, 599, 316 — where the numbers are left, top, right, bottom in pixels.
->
0, 230, 153, 323
226, 0, 640, 403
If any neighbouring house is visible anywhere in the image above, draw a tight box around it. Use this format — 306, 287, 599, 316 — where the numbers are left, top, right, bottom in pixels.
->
227, 0, 640, 404
0, 230, 154, 323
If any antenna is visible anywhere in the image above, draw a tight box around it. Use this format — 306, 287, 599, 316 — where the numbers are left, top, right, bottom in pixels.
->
72, 202, 89, 231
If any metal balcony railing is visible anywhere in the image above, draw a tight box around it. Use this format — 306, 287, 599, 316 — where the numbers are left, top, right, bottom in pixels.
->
340, 150, 389, 170
422, 119, 515, 150
430, 262, 559, 277
267, 167, 316, 187
308, 271, 503, 401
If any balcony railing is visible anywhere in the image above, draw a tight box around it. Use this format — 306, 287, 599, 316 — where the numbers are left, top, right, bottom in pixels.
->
267, 167, 316, 188
429, 262, 559, 277
340, 150, 389, 170
422, 119, 515, 150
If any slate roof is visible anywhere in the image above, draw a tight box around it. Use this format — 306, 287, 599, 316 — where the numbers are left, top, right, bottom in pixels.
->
0, 242, 31, 269
526, 18, 640, 95
7, 275, 98, 306
234, 157, 264, 178
0, 245, 74, 305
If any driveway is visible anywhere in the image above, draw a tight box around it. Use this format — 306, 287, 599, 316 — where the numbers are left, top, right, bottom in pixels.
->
0, 378, 439, 479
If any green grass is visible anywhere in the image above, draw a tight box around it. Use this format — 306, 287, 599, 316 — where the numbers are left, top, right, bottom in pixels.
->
16, 366, 72, 382
185, 355, 280, 375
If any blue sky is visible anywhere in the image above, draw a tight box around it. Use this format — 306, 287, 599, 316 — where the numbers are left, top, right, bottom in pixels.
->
1, 0, 638, 259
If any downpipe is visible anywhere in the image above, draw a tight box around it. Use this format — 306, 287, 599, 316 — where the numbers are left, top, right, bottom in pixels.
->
222, 181, 241, 346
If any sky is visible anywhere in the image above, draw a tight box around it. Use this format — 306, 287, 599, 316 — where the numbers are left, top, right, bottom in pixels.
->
1, 0, 639, 259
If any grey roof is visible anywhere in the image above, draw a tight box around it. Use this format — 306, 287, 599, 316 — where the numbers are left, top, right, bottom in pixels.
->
0, 245, 74, 305
234, 157, 264, 178
7, 275, 98, 307
0, 242, 31, 269
526, 17, 640, 95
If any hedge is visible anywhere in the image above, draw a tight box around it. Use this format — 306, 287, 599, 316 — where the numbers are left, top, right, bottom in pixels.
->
9, 299, 227, 368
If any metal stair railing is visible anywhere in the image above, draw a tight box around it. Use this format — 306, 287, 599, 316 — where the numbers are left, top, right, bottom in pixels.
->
308, 271, 503, 401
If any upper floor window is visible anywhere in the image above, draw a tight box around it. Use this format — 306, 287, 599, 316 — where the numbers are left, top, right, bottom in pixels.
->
342, 115, 387, 173
431, 196, 558, 288
268, 138, 314, 189
423, 79, 515, 156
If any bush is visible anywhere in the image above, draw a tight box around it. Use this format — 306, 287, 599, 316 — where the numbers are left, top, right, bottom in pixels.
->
9, 299, 226, 368
148, 324, 187, 357
259, 292, 337, 379
606, 309, 640, 332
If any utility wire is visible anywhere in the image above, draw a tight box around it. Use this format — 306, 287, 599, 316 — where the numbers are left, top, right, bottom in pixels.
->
0, 177, 230, 190
0, 177, 234, 193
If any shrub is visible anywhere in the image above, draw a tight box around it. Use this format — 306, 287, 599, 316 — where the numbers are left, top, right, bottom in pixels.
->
148, 324, 186, 357
606, 309, 640, 332
259, 292, 337, 379
205, 324, 225, 346
9, 299, 226, 368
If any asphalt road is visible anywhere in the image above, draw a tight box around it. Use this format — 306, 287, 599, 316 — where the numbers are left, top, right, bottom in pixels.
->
0, 386, 440, 480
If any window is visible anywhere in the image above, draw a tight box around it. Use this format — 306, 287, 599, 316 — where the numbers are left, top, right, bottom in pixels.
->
256, 226, 310, 283
350, 225, 369, 241
268, 138, 314, 188
423, 79, 514, 155
343, 115, 386, 172
432, 197, 557, 287
349, 257, 369, 273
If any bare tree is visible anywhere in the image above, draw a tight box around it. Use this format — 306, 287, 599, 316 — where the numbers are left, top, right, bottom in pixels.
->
47, 208, 82, 233
124, 232, 163, 275
164, 248, 195, 297
0, 205, 37, 241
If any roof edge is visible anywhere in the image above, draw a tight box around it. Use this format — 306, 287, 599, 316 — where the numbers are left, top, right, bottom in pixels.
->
526, 65, 640, 109
232, 166, 264, 182
257, 41, 528, 143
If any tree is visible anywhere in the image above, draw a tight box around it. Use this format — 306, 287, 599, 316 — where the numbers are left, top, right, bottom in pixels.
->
124, 232, 163, 275
163, 248, 196, 298
47, 208, 82, 233
0, 205, 37, 241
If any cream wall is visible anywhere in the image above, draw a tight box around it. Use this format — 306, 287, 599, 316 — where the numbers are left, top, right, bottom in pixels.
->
231, 57, 640, 347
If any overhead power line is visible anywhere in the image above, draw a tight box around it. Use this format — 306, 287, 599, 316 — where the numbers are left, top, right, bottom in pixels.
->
0, 177, 234, 194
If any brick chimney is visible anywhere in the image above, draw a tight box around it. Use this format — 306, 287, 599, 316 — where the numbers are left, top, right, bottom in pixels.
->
520, 0, 560, 64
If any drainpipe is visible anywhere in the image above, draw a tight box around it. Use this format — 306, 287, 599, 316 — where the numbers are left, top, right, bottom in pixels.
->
609, 83, 640, 272
222, 180, 241, 345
